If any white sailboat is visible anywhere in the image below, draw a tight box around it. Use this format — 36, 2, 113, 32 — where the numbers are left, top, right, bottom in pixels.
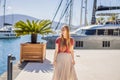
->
0, 0, 19, 39
0, 23, 19, 39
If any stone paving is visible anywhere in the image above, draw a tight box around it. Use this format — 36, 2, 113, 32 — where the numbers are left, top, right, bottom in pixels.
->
1, 49, 120, 80
0, 61, 27, 80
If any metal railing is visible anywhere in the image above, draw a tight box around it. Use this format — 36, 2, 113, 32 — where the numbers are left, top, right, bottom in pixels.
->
7, 54, 16, 80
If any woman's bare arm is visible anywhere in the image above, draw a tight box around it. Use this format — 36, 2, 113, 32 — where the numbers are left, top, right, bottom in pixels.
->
71, 45, 75, 61
53, 43, 59, 65
70, 39, 75, 65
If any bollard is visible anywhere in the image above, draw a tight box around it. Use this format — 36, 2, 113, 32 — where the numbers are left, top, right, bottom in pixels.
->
7, 54, 16, 80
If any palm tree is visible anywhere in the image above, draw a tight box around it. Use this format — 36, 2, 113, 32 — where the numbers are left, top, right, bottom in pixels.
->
96, 17, 105, 24
14, 19, 53, 43
108, 15, 118, 22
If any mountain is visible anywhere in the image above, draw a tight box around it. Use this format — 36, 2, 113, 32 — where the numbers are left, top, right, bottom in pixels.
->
0, 14, 79, 30
0, 14, 39, 28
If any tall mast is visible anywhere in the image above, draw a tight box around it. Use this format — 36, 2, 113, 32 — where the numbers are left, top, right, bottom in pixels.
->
91, 0, 97, 24
80, 0, 83, 26
0, 0, 1, 6
84, 0, 87, 26
69, 0, 74, 30
3, 0, 6, 26
65, 0, 69, 25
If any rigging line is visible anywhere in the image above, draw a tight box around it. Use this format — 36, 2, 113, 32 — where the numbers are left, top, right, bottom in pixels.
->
55, 2, 71, 30
50, 0, 64, 28
64, 0, 69, 24
56, 0, 70, 24
60, 3, 68, 20
62, 0, 71, 25
55, 0, 71, 30
55, 0, 72, 30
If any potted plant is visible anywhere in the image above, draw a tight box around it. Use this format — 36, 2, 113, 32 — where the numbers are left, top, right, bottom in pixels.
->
14, 19, 53, 63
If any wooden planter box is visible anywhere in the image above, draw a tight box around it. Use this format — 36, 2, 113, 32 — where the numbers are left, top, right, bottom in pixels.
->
20, 43, 46, 63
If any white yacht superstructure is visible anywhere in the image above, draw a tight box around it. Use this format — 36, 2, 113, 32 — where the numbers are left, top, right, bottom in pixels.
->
0, 24, 19, 38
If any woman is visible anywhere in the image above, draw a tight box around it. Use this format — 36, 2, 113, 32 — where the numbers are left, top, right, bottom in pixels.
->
52, 25, 78, 80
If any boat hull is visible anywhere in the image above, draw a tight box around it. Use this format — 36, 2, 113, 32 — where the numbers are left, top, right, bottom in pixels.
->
42, 35, 120, 49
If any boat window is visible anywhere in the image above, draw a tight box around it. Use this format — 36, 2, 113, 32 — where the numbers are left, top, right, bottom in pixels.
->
98, 30, 104, 35
75, 30, 82, 34
113, 29, 119, 36
108, 29, 113, 35
85, 30, 96, 35
75, 41, 83, 47
119, 30, 120, 36
105, 21, 120, 25
74, 30, 86, 35
102, 41, 110, 47
105, 22, 113, 24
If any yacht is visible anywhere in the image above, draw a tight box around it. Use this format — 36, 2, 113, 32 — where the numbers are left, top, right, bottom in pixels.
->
0, 24, 19, 39
42, 0, 120, 49
0, 0, 20, 39
42, 24, 120, 49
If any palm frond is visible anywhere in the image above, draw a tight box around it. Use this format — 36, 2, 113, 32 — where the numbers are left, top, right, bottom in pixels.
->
14, 19, 53, 36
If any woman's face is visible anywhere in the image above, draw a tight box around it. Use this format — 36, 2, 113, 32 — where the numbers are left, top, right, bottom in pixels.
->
61, 27, 67, 38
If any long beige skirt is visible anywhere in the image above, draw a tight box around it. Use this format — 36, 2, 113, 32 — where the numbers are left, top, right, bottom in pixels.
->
52, 53, 78, 80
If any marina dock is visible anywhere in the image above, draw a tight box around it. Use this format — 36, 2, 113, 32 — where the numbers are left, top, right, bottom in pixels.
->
0, 0, 120, 80
0, 49, 120, 80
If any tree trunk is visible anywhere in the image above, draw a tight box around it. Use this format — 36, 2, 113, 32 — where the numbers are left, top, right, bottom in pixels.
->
31, 34, 37, 43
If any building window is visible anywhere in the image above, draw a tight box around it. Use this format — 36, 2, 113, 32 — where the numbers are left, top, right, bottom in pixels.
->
76, 41, 83, 47
102, 41, 110, 47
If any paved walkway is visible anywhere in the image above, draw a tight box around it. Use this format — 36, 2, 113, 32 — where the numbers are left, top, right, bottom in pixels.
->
15, 50, 120, 80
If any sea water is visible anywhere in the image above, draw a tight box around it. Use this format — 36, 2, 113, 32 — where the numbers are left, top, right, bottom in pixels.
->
0, 35, 46, 75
